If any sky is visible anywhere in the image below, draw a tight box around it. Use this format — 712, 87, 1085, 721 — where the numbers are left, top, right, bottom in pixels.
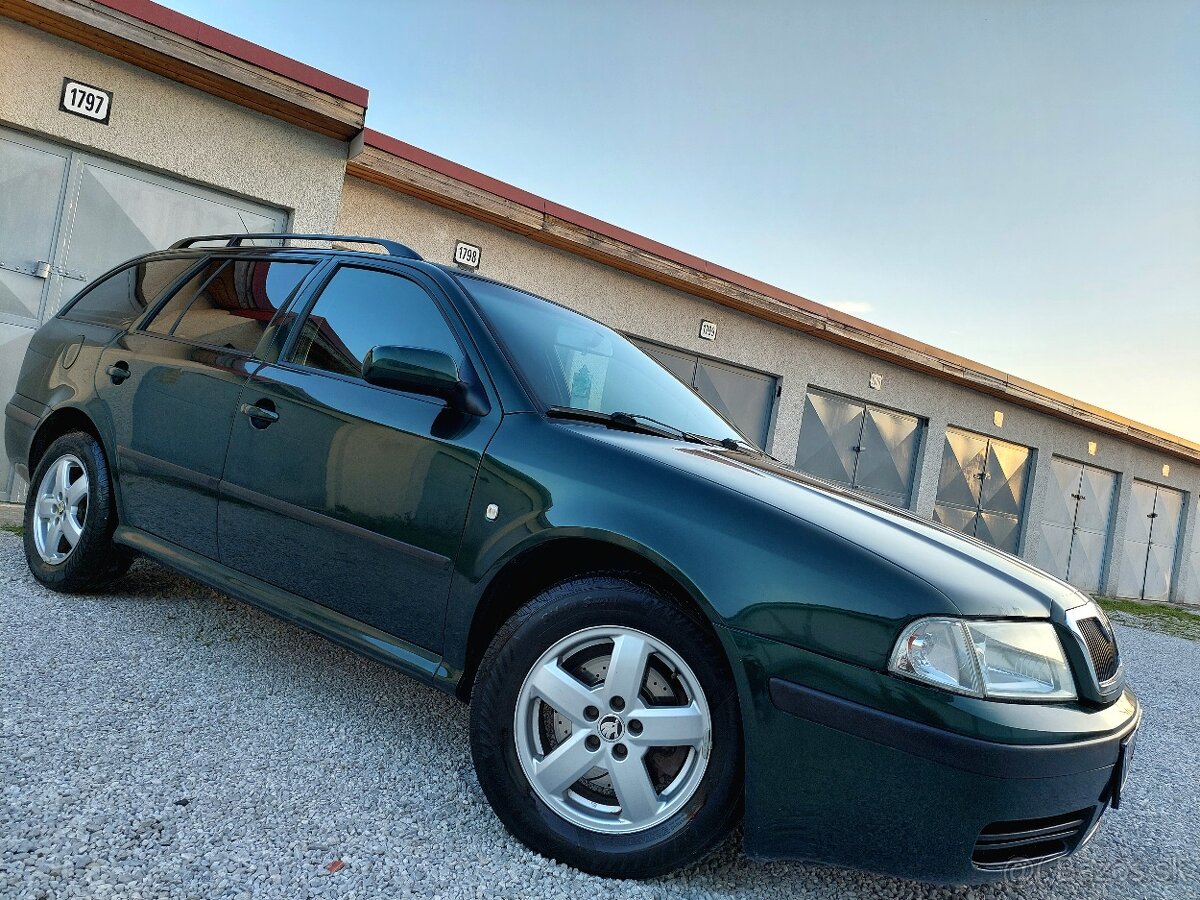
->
173, 0, 1200, 441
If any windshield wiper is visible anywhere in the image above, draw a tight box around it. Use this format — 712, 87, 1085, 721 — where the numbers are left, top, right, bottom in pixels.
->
546, 407, 708, 443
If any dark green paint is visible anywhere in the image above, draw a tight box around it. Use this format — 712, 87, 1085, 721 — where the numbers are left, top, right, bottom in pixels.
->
5, 245, 1139, 883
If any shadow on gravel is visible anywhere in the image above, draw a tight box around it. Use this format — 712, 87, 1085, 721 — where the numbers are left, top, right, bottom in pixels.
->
5, 536, 1195, 900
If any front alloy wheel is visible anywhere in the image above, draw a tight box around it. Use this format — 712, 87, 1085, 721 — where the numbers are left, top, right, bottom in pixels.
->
514, 626, 711, 834
470, 575, 742, 879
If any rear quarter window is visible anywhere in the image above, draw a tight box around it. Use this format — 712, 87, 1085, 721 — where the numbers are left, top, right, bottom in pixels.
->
60, 257, 197, 328
144, 257, 314, 354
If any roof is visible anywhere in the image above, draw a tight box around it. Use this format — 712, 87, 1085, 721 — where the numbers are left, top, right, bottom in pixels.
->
352, 129, 1200, 464
91, 0, 367, 105
8, 0, 367, 137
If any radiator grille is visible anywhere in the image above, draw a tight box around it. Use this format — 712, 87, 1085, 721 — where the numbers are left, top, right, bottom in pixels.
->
1078, 616, 1120, 683
973, 808, 1094, 870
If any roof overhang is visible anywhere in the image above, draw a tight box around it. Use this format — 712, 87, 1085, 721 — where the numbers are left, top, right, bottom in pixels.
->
350, 129, 1200, 465
2, 0, 367, 139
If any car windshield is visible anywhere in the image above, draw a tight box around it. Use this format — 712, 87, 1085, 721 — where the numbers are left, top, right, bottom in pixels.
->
459, 275, 746, 443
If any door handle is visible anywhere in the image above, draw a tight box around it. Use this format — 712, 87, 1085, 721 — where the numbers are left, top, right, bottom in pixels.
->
106, 362, 130, 384
240, 401, 279, 427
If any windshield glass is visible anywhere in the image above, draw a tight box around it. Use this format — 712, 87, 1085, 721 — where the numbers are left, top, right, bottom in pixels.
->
459, 275, 745, 443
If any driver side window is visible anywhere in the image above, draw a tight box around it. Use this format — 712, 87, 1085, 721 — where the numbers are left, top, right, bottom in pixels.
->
290, 266, 464, 380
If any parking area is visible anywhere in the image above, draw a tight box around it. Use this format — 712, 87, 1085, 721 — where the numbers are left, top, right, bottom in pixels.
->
2, 533, 1197, 900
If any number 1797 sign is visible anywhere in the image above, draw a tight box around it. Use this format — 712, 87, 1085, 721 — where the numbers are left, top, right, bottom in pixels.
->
60, 78, 112, 125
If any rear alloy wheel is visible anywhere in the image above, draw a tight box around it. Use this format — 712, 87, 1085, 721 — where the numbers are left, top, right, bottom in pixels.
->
23, 431, 132, 592
470, 576, 742, 879
31, 453, 89, 565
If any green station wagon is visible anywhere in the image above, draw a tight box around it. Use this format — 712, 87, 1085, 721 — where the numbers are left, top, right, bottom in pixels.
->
5, 233, 1139, 882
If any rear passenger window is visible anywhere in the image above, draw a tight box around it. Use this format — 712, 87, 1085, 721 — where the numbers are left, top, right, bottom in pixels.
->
145, 258, 313, 353
61, 257, 196, 328
289, 266, 463, 380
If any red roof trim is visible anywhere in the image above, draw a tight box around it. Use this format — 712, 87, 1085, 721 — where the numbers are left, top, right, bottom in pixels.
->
92, 0, 369, 107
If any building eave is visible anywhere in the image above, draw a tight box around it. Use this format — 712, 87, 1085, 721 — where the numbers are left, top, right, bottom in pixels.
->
2, 0, 368, 139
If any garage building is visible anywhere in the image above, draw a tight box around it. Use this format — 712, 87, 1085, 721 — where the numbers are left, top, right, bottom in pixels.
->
2, 0, 1198, 605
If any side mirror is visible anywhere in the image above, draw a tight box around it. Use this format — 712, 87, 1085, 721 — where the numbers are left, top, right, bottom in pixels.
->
361, 345, 487, 415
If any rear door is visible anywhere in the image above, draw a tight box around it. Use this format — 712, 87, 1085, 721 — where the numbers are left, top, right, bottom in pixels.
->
217, 261, 501, 651
93, 254, 318, 558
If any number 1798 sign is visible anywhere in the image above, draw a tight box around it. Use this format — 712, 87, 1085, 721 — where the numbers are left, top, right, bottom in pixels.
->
60, 78, 112, 125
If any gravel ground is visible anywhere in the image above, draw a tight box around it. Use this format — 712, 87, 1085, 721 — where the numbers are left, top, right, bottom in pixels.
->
2, 532, 1197, 900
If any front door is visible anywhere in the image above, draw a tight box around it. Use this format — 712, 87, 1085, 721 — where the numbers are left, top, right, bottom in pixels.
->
218, 263, 500, 651
93, 255, 316, 558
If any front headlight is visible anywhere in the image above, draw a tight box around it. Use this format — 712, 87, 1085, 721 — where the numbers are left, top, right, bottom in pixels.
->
889, 617, 1076, 701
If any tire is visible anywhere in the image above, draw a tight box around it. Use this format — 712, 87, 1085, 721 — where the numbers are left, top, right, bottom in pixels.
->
469, 575, 742, 879
23, 430, 133, 592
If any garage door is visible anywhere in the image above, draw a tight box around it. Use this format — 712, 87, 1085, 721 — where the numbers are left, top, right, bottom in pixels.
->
1182, 525, 1200, 607
1038, 458, 1117, 592
793, 390, 923, 507
629, 338, 778, 449
0, 127, 286, 499
933, 428, 1031, 554
1115, 480, 1184, 601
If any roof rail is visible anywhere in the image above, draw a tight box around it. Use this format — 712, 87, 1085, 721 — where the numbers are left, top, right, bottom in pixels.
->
168, 233, 423, 260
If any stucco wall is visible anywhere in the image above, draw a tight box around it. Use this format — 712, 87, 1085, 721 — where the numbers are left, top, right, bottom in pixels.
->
337, 175, 1199, 603
0, 19, 347, 232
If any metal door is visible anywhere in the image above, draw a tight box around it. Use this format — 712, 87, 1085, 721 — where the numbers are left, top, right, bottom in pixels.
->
0, 125, 286, 500
45, 156, 282, 319
1116, 481, 1185, 601
0, 132, 69, 325
218, 263, 501, 651
794, 390, 922, 507
0, 132, 71, 496
637, 342, 696, 385
1038, 458, 1117, 592
933, 428, 1031, 554
629, 338, 778, 448
1182, 525, 1200, 607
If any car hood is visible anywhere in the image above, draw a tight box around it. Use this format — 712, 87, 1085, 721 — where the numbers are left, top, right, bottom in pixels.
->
584, 427, 1088, 619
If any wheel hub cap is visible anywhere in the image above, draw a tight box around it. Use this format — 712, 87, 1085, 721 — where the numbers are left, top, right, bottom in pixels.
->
596, 713, 624, 742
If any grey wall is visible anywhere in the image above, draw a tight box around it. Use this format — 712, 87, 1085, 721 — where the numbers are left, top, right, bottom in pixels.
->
337, 176, 1200, 604
0, 20, 349, 234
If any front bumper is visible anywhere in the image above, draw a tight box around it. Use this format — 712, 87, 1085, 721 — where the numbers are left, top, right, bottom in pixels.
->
721, 625, 1140, 884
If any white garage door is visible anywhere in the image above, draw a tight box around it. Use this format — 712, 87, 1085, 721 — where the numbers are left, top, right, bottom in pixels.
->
0, 127, 287, 498
1115, 480, 1185, 601
933, 428, 1032, 555
1182, 525, 1200, 607
1038, 457, 1117, 593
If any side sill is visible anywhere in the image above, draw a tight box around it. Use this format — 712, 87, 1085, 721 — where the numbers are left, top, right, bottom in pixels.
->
768, 677, 1139, 780
114, 525, 460, 696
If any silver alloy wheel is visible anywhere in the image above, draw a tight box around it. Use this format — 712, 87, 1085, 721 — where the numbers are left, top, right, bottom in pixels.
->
32, 453, 89, 565
513, 625, 712, 834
